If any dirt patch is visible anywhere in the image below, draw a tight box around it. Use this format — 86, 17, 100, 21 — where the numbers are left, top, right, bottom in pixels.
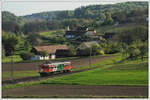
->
2, 85, 148, 98
2, 56, 114, 72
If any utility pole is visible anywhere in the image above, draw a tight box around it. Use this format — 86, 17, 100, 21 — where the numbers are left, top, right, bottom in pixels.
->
10, 50, 14, 81
89, 47, 92, 69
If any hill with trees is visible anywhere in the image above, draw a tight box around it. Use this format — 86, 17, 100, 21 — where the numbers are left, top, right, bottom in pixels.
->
2, 2, 148, 34
20, 2, 148, 21
2, 1, 148, 62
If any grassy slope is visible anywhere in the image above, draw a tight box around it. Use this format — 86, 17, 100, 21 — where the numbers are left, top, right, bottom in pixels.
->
39, 29, 65, 37
3, 54, 148, 89
2, 55, 23, 63
3, 54, 121, 89
40, 31, 56, 37
96, 23, 142, 35
41, 58, 148, 86
2, 71, 39, 80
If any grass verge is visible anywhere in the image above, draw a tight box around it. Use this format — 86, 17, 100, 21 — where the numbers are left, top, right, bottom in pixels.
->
2, 71, 39, 80
2, 55, 23, 63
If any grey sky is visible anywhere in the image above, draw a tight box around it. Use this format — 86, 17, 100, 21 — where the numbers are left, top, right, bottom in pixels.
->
2, 0, 148, 16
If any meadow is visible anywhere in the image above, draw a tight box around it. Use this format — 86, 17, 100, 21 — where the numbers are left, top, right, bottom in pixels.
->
3, 54, 148, 89
41, 58, 148, 86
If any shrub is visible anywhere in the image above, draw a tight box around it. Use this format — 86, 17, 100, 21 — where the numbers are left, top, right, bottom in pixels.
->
104, 42, 121, 54
68, 45, 76, 56
98, 50, 105, 55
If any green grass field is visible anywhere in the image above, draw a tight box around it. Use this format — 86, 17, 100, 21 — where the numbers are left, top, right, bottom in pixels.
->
96, 23, 141, 35
3, 54, 148, 89
2, 71, 39, 80
40, 31, 55, 37
2, 55, 23, 63
2, 55, 115, 80
39, 29, 65, 37
41, 58, 148, 86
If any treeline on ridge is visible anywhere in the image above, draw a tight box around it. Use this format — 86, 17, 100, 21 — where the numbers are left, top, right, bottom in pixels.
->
2, 2, 148, 35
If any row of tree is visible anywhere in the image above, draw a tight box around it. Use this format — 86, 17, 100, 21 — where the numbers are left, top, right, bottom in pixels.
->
2, 2, 148, 35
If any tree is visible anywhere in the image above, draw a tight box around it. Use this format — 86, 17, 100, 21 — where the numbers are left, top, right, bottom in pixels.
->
2, 32, 19, 56
39, 50, 49, 56
117, 25, 148, 45
127, 44, 141, 59
103, 12, 114, 25
112, 11, 127, 23
2, 21, 21, 35
136, 40, 148, 60
100, 13, 106, 20
68, 45, 76, 56
104, 41, 121, 54
26, 34, 40, 46
91, 43, 101, 55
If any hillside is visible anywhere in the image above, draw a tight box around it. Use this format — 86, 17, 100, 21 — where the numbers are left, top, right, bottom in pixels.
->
19, 2, 148, 21
2, 1, 148, 34
21, 11, 61, 22
2, 11, 24, 25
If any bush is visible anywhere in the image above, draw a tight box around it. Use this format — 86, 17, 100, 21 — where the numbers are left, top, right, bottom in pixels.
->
68, 45, 76, 56
98, 50, 105, 55
20, 52, 35, 60
104, 42, 121, 54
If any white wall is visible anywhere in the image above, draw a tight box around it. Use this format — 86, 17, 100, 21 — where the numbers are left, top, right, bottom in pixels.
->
51, 54, 56, 59
30, 55, 49, 60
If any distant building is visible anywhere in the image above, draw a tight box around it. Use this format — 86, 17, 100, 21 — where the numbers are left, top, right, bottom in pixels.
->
31, 45, 69, 59
76, 41, 100, 56
65, 26, 96, 39
30, 55, 49, 60
77, 41, 99, 49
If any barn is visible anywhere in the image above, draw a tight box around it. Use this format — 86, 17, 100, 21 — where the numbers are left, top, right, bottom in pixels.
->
31, 45, 69, 60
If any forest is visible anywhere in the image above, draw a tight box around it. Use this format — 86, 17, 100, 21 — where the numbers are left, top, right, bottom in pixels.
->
2, 1, 148, 62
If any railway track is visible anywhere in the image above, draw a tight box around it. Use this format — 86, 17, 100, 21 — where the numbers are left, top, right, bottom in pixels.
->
2, 67, 99, 85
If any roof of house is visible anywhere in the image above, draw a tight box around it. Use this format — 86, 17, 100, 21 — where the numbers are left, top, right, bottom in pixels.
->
83, 41, 99, 48
33, 45, 69, 54
77, 41, 99, 49
65, 26, 96, 37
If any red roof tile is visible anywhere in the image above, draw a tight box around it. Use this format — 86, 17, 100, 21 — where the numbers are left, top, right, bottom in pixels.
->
34, 45, 68, 54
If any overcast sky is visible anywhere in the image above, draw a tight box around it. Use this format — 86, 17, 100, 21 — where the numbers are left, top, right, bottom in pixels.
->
2, 0, 148, 16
